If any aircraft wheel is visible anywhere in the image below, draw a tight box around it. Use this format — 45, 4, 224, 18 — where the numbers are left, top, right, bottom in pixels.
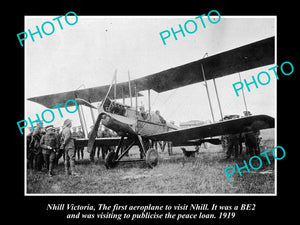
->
146, 148, 159, 168
105, 151, 117, 169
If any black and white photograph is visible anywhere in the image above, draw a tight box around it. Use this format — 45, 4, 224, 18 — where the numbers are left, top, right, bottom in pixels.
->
13, 7, 299, 225
24, 15, 276, 195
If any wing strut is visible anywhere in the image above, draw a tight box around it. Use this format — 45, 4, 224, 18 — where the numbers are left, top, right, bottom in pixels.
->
201, 63, 215, 123
78, 104, 88, 138
135, 84, 138, 114
87, 69, 118, 154
239, 72, 249, 114
148, 89, 151, 113
212, 78, 223, 120
100, 69, 117, 108
89, 106, 96, 125
128, 70, 132, 107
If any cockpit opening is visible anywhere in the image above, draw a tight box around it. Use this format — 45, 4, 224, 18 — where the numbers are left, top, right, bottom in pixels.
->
102, 98, 126, 116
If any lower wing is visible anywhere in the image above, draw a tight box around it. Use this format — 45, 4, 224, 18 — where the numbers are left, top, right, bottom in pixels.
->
75, 137, 131, 148
147, 114, 274, 145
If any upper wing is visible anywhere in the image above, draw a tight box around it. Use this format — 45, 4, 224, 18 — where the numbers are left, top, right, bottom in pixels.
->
27, 37, 274, 108
147, 115, 274, 145
27, 85, 143, 109
133, 36, 274, 93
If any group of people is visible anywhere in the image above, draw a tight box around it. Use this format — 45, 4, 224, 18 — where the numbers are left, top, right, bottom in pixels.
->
223, 131, 261, 159
26, 119, 117, 177
88, 125, 116, 162
27, 119, 80, 177
222, 112, 262, 159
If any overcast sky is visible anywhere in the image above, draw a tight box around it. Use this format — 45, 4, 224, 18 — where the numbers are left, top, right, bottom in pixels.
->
24, 15, 276, 133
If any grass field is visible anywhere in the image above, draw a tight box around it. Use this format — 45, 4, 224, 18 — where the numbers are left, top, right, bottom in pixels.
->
26, 129, 275, 195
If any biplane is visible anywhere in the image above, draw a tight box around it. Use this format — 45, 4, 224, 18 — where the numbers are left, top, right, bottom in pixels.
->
28, 36, 275, 168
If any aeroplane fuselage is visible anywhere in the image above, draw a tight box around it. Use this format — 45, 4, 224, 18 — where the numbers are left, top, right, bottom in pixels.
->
99, 97, 177, 138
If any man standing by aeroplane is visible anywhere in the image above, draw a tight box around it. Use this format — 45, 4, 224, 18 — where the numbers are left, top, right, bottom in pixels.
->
40, 125, 59, 177
61, 119, 78, 176
31, 123, 44, 171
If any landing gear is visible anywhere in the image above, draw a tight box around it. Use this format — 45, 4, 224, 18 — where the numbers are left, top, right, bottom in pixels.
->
104, 135, 159, 169
145, 148, 159, 168
105, 151, 117, 169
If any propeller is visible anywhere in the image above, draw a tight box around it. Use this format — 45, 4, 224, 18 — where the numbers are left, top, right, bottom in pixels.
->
87, 69, 117, 153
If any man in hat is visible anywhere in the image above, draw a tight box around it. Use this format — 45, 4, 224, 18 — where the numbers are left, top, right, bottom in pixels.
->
100, 126, 113, 159
155, 110, 166, 124
61, 119, 78, 176
71, 127, 80, 161
31, 122, 44, 171
88, 125, 96, 162
40, 125, 59, 176
77, 127, 85, 160
26, 127, 34, 169
54, 127, 64, 166
226, 133, 239, 159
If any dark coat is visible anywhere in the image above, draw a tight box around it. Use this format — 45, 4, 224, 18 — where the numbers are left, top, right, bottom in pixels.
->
40, 131, 59, 154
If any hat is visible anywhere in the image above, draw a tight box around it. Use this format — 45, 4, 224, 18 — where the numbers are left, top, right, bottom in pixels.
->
45, 125, 54, 131
63, 119, 72, 128
34, 121, 43, 127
